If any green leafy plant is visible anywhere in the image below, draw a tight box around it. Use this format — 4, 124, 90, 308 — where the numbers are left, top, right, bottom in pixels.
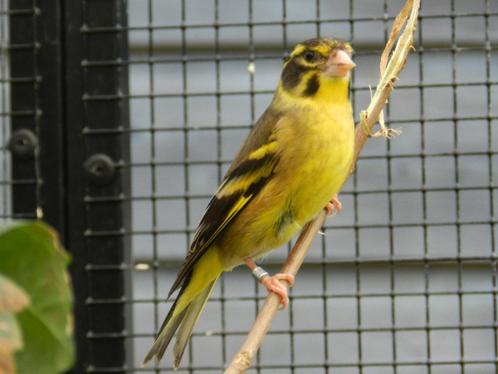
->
0, 222, 74, 374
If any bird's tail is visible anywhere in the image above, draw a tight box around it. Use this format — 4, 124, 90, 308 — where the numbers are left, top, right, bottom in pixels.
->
142, 250, 222, 368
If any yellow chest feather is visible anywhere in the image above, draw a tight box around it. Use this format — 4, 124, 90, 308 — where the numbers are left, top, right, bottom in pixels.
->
277, 102, 354, 223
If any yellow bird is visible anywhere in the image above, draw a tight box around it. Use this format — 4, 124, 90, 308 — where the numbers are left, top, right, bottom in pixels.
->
143, 37, 356, 368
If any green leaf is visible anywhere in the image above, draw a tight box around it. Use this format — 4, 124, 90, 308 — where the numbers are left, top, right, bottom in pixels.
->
0, 221, 74, 374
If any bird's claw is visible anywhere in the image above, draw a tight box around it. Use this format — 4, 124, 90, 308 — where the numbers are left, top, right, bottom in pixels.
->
260, 273, 295, 309
324, 195, 342, 216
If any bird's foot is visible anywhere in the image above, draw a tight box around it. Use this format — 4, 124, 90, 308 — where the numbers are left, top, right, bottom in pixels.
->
244, 257, 294, 309
324, 195, 342, 216
260, 273, 295, 309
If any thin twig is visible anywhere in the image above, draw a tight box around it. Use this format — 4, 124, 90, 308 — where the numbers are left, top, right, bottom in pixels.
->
225, 1, 420, 372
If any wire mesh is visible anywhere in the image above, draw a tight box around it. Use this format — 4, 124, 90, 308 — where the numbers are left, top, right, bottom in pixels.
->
3, 0, 498, 373
0, 0, 42, 222
0, 0, 63, 226
122, 1, 498, 373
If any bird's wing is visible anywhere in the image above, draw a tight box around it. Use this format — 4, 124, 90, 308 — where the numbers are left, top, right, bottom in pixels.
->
168, 108, 283, 296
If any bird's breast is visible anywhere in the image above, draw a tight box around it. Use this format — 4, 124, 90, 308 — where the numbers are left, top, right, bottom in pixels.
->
276, 103, 354, 224
218, 102, 354, 267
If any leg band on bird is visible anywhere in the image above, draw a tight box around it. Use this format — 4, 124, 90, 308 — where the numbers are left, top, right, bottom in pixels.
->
252, 266, 270, 281
243, 257, 295, 309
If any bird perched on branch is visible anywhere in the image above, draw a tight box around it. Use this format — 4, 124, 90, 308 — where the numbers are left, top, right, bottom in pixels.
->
143, 37, 356, 368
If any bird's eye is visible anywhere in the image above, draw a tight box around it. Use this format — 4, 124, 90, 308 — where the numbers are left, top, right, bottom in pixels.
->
303, 51, 315, 62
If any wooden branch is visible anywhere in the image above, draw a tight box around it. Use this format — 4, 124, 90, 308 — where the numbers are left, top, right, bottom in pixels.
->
225, 1, 420, 372
353, 0, 420, 165
224, 213, 326, 373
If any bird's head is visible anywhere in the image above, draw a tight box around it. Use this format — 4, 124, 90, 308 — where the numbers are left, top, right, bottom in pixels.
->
280, 38, 355, 98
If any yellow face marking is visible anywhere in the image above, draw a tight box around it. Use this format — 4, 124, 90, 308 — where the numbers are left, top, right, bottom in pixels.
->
277, 72, 351, 105
289, 44, 306, 59
288, 39, 353, 63
313, 44, 332, 57
287, 43, 333, 70
281, 38, 354, 99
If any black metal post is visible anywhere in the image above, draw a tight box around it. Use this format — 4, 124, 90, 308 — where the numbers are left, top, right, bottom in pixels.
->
9, 0, 65, 231
64, 0, 131, 371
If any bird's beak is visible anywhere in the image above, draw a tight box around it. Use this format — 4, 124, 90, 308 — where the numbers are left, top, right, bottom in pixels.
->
324, 49, 356, 78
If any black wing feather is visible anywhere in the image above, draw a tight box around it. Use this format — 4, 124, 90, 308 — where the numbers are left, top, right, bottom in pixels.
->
168, 154, 278, 296
167, 110, 283, 296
